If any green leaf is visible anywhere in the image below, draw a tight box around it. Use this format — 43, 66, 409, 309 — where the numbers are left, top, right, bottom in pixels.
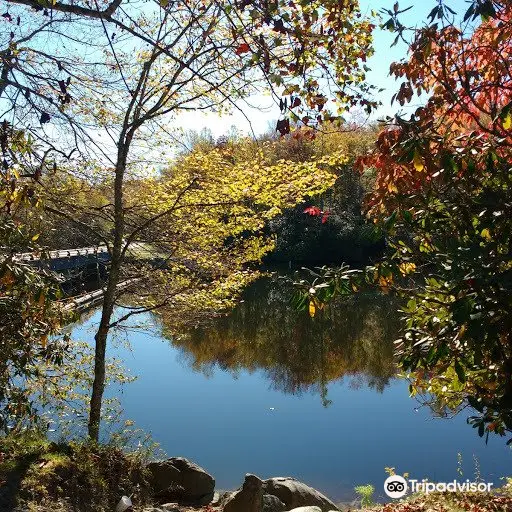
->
384, 210, 397, 230
455, 361, 466, 384
468, 396, 484, 413
402, 209, 413, 223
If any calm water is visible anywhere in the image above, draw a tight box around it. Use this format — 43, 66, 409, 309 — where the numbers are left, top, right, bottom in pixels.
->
70, 275, 511, 502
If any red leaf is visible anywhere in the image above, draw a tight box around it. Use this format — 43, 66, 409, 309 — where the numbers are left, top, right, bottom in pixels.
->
304, 206, 321, 216
321, 211, 330, 223
235, 43, 250, 55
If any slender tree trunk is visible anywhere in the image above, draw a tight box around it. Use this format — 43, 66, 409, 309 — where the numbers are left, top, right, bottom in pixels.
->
87, 259, 121, 440
88, 135, 131, 441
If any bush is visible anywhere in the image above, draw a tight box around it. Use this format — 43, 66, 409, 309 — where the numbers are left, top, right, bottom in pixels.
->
0, 431, 153, 512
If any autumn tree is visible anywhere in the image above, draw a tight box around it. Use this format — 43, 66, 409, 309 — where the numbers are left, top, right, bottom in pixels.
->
303, 0, 512, 441
1, 0, 377, 439
0, 124, 68, 431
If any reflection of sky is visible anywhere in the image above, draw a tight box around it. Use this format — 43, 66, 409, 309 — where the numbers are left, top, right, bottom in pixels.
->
71, 308, 512, 503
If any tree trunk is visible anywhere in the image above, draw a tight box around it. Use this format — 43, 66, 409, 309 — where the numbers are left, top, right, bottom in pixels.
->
87, 257, 121, 440
88, 135, 130, 441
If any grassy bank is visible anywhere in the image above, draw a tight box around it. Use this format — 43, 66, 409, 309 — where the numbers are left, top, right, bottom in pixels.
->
0, 431, 152, 511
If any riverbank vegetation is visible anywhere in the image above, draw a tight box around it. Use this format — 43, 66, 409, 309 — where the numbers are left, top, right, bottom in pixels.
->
0, 430, 153, 511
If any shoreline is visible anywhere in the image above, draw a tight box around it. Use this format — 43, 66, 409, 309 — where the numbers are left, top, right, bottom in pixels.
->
2, 433, 511, 512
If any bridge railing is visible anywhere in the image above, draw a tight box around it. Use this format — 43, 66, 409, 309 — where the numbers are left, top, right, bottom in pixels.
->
62, 278, 140, 313
13, 245, 109, 262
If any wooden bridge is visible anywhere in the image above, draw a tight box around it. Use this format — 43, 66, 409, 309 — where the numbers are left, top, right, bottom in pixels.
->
11, 245, 115, 313
13, 245, 111, 271
62, 278, 140, 313
11, 245, 151, 313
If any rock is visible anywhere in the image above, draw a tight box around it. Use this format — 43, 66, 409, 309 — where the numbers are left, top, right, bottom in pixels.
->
288, 508, 322, 512
262, 477, 339, 512
147, 457, 215, 505
223, 473, 263, 512
335, 501, 360, 511
216, 490, 236, 508
262, 493, 286, 512
115, 495, 133, 512
210, 491, 222, 506
160, 504, 180, 512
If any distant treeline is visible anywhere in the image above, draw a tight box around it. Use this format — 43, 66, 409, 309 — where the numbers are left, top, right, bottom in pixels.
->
24, 124, 383, 266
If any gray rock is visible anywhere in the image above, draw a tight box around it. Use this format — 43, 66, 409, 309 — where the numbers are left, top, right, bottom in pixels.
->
288, 507, 322, 512
210, 491, 222, 506
262, 493, 286, 512
160, 504, 180, 512
262, 477, 339, 512
335, 502, 360, 511
147, 457, 215, 505
223, 473, 263, 512
218, 490, 235, 506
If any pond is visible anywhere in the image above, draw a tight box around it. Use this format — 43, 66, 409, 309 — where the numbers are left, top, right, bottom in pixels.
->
69, 274, 511, 503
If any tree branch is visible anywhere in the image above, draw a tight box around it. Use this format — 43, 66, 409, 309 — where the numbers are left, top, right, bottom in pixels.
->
7, 0, 123, 20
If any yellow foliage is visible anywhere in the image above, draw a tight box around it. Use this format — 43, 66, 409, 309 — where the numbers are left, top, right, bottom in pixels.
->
133, 142, 338, 272
116, 137, 344, 324
480, 228, 492, 241
399, 262, 416, 275
503, 112, 512, 130
413, 149, 424, 172
378, 275, 393, 292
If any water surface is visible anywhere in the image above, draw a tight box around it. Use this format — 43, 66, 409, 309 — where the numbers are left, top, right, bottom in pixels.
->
70, 276, 511, 502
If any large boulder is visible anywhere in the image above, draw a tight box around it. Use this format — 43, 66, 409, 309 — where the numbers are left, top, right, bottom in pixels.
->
147, 457, 214, 505
288, 508, 322, 512
263, 493, 286, 512
223, 474, 263, 512
262, 477, 339, 512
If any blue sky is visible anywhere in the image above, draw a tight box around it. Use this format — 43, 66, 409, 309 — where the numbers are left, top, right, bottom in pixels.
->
360, 0, 471, 116
176, 0, 472, 137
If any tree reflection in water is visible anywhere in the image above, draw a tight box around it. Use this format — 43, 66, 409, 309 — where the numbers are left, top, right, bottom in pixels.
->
159, 274, 401, 405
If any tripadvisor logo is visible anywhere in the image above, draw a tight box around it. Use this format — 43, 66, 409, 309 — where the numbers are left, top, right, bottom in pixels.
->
384, 475, 494, 499
384, 475, 408, 499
